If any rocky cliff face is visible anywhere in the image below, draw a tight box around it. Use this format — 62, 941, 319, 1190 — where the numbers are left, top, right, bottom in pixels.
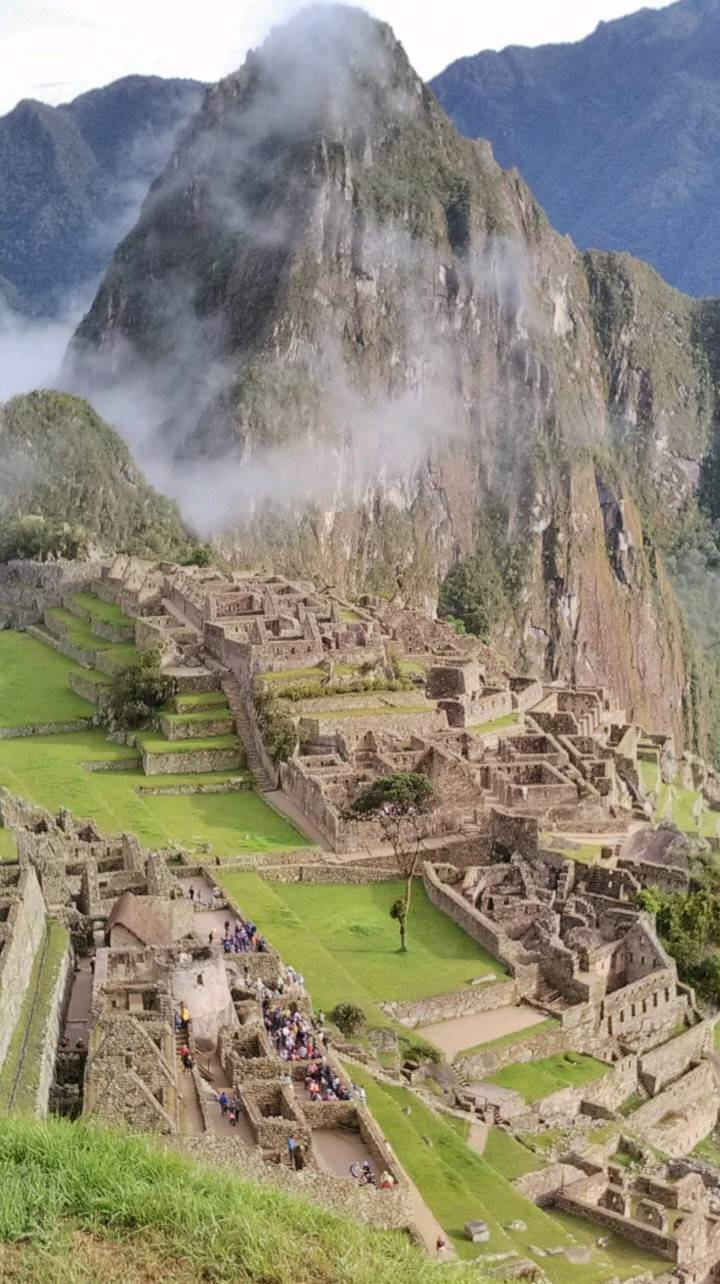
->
65, 8, 720, 751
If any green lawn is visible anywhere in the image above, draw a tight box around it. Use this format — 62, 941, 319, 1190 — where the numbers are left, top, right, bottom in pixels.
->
45, 607, 112, 652
0, 731, 309, 858
460, 1015, 559, 1059
489, 1051, 608, 1103
67, 592, 134, 628
351, 1069, 665, 1280
218, 874, 505, 1023
162, 709, 231, 727
0, 829, 16, 861
0, 633, 92, 727
468, 713, 519, 735
173, 691, 228, 712
0, 920, 69, 1111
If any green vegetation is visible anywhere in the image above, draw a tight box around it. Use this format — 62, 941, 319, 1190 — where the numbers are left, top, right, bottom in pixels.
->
218, 874, 504, 1029
0, 1115, 468, 1284
0, 515, 82, 562
0, 392, 190, 560
460, 1015, 558, 1058
162, 709, 231, 727
350, 1070, 665, 1279
0, 828, 17, 861
351, 773, 436, 951
173, 691, 229, 712
67, 593, 134, 627
253, 682, 299, 764
0, 732, 307, 858
469, 713, 519, 735
639, 760, 718, 838
104, 654, 175, 731
0, 633, 91, 727
438, 502, 526, 641
0, 921, 68, 1111
636, 885, 720, 1000
489, 1051, 609, 1103
483, 1127, 545, 1179
46, 608, 142, 669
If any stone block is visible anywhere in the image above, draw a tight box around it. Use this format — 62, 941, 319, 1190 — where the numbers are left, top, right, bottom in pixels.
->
465, 1219, 490, 1243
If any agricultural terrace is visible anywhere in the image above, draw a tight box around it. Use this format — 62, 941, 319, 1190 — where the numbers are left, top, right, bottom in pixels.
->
217, 873, 505, 1025
351, 1071, 666, 1279
0, 630, 309, 859
640, 759, 720, 838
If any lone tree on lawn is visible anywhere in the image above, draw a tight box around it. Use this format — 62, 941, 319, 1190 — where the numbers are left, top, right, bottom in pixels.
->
350, 771, 435, 953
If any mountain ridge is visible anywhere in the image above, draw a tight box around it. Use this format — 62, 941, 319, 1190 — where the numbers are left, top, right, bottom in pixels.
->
431, 0, 720, 297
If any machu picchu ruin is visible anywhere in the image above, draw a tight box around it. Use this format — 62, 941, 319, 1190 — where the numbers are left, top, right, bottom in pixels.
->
2, 552, 720, 1281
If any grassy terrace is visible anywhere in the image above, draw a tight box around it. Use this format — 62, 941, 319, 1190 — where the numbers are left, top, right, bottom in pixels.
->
350, 1071, 665, 1280
173, 691, 229, 712
488, 1051, 608, 1103
640, 760, 719, 838
0, 828, 17, 861
0, 1116, 464, 1284
67, 592, 134, 628
469, 712, 519, 736
162, 709, 231, 728
0, 731, 307, 858
460, 1015, 559, 1058
0, 633, 91, 726
218, 874, 505, 1026
0, 921, 69, 1111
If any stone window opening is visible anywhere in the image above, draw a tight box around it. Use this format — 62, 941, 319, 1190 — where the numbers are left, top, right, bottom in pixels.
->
197, 973, 204, 985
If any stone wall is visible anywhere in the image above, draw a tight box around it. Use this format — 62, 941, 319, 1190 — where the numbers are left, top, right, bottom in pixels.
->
68, 671, 110, 707
638, 1021, 713, 1096
489, 808, 539, 858
553, 1188, 676, 1261
0, 559, 105, 626
35, 936, 73, 1117
457, 1021, 569, 1080
263, 864, 397, 885
158, 715, 235, 741
0, 718, 95, 740
0, 867, 47, 1074
142, 746, 244, 776
383, 978, 518, 1028
628, 1062, 719, 1157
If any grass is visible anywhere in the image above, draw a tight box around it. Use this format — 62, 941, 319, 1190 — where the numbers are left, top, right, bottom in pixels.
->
488, 1051, 609, 1103
460, 1015, 559, 1058
137, 733, 239, 755
173, 691, 228, 712
0, 633, 91, 727
0, 921, 68, 1111
218, 874, 505, 1027
482, 1127, 545, 1179
639, 761, 718, 838
67, 593, 134, 628
162, 709, 231, 727
468, 713, 519, 735
541, 840, 604, 865
258, 666, 323, 683
694, 1134, 720, 1168
0, 731, 309, 858
0, 1115, 474, 1284
45, 608, 112, 652
350, 1069, 665, 1280
0, 828, 17, 861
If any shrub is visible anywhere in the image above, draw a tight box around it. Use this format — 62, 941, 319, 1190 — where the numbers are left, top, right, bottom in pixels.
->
0, 514, 84, 562
253, 682, 299, 764
331, 1002, 367, 1036
104, 651, 175, 731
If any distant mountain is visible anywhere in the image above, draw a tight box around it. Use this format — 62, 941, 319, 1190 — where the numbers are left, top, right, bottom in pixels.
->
0, 391, 190, 558
0, 76, 205, 317
431, 0, 720, 297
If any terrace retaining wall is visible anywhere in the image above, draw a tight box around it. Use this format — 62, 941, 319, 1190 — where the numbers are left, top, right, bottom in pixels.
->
382, 978, 518, 1028
142, 746, 245, 776
0, 718, 94, 739
35, 936, 73, 1116
0, 867, 47, 1074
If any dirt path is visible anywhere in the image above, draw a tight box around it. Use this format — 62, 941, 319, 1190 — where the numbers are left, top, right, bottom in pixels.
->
467, 1122, 488, 1155
63, 959, 93, 1046
417, 1004, 548, 1060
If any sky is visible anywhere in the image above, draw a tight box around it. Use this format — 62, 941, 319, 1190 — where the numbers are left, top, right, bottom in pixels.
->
0, 0, 678, 115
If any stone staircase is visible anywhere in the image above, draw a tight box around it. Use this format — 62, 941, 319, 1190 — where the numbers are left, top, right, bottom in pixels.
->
221, 674, 275, 793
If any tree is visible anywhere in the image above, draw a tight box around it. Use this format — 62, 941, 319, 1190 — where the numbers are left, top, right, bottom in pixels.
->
104, 651, 175, 731
350, 772, 435, 952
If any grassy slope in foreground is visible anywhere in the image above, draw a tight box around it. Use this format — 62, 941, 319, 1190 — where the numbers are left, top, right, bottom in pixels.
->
0, 1116, 474, 1284
0, 632, 91, 727
218, 873, 505, 1012
351, 1070, 665, 1280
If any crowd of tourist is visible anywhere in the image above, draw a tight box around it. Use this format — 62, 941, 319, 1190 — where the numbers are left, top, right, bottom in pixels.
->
220, 916, 269, 954
262, 997, 330, 1063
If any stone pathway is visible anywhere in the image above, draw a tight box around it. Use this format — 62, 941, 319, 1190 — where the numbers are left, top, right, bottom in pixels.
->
62, 959, 93, 1046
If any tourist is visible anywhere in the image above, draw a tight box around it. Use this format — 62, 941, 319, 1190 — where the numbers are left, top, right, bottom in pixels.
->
436, 1236, 447, 1260
227, 1103, 237, 1126
353, 1083, 367, 1106
218, 1090, 229, 1116
287, 1135, 300, 1169
379, 1170, 395, 1190
188, 886, 195, 902
181, 1005, 190, 1033
224, 919, 230, 938
208, 930, 214, 946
